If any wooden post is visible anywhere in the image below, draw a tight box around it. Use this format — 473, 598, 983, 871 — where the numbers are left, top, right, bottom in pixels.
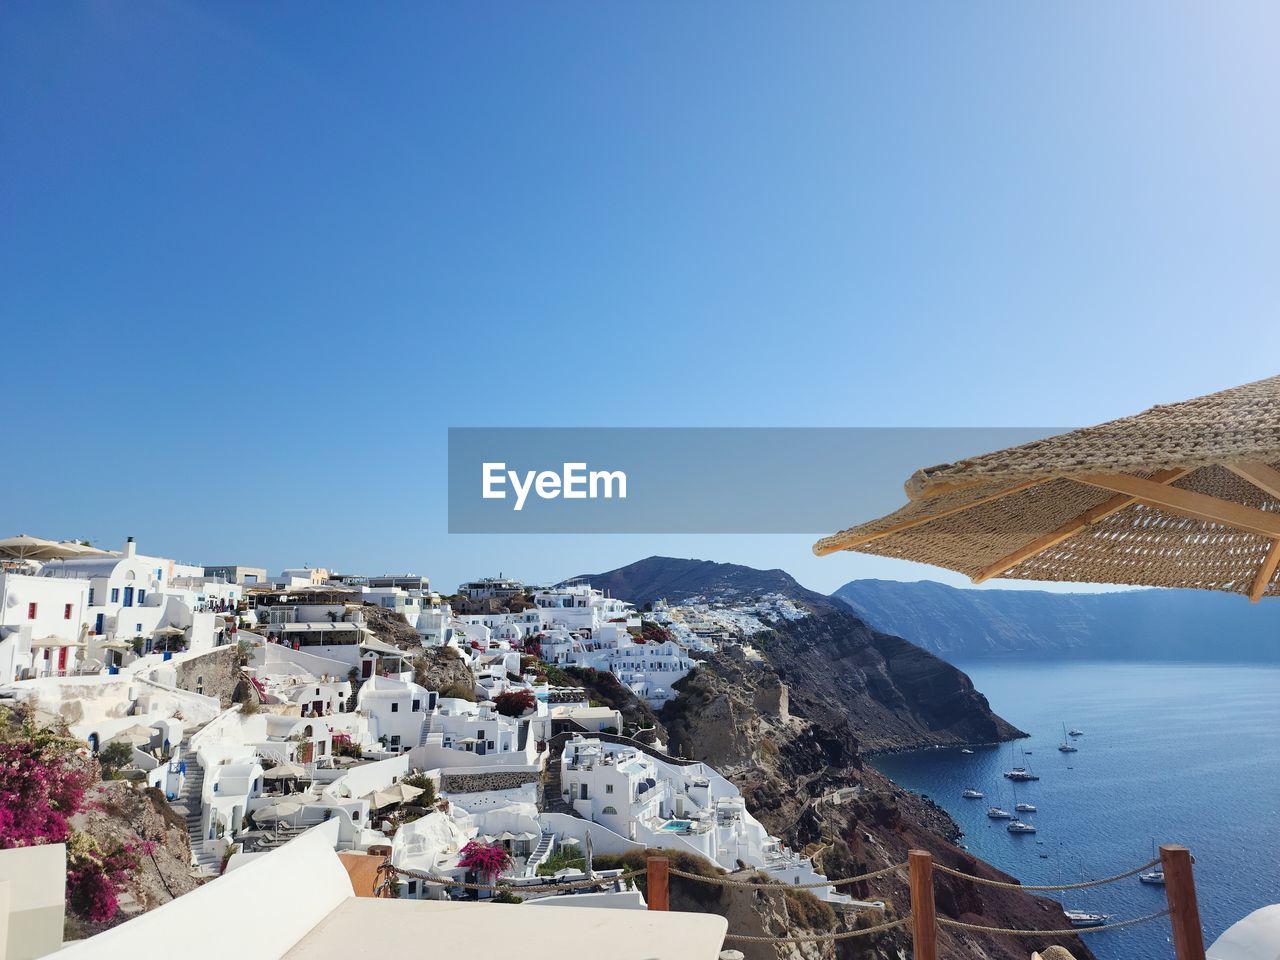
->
647, 856, 669, 912
1161, 845, 1206, 960
909, 849, 938, 960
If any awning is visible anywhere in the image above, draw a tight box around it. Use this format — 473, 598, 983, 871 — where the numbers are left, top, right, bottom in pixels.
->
31, 635, 85, 648
816, 374, 1280, 601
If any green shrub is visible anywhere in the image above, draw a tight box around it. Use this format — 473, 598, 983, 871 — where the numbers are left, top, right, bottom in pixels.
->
401, 773, 436, 806
98, 741, 134, 778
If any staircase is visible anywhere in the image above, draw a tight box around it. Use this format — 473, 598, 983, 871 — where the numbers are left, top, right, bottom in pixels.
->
168, 743, 220, 875
524, 831, 557, 876
542, 757, 576, 816
345, 676, 364, 713
417, 715, 433, 747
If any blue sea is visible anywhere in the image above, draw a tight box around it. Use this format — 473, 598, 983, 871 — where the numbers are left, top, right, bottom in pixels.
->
872, 662, 1280, 960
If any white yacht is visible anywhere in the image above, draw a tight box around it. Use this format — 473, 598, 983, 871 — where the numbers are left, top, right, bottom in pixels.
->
962, 787, 984, 799
1069, 728, 1084, 737
1015, 802, 1037, 813
1065, 910, 1111, 927
960, 748, 974, 754
1007, 820, 1037, 834
1139, 870, 1166, 885
1004, 767, 1040, 781
987, 806, 1013, 819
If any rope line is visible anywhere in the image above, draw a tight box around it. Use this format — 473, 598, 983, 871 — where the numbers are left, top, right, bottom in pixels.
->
669, 861, 904, 890
722, 917, 909, 943
939, 908, 1171, 937
382, 863, 644, 893
935, 857, 1162, 891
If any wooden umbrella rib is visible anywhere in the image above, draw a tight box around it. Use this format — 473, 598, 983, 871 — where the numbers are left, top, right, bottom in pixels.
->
971, 468, 1190, 584
1226, 461, 1280, 500
1250, 539, 1280, 603
1071, 472, 1280, 540
812, 477, 1049, 556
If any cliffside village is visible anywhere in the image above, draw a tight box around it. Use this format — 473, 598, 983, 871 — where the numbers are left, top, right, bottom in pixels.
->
0, 535, 848, 959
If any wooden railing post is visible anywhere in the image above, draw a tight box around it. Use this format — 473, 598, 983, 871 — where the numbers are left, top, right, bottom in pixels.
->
909, 849, 938, 960
1161, 845, 1206, 960
647, 856, 669, 912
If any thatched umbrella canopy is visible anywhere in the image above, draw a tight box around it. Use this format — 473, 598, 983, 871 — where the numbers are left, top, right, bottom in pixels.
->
815, 375, 1280, 601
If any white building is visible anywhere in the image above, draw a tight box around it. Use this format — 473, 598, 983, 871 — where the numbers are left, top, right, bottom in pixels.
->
560, 736, 855, 905
0, 570, 90, 681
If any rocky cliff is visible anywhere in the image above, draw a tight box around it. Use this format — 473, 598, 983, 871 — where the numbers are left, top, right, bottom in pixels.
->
660, 647, 1093, 960
833, 578, 1280, 662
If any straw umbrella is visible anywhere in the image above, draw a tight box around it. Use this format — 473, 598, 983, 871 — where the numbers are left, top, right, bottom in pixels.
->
815, 375, 1280, 601
0, 535, 75, 561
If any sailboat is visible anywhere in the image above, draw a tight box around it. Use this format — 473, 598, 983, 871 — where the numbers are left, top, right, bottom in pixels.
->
1012, 780, 1036, 813
1004, 741, 1040, 781
1139, 839, 1166, 885
1058, 722, 1079, 753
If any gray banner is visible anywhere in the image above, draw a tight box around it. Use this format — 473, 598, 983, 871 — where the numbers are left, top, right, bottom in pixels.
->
448, 427, 1062, 533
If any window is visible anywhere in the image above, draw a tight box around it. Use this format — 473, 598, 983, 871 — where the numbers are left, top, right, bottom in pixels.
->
412, 699, 421, 711
601, 806, 618, 815
88, 588, 95, 605
64, 604, 72, 620
110, 588, 119, 603
605, 784, 614, 794
27, 602, 37, 620
391, 702, 399, 713
137, 589, 146, 605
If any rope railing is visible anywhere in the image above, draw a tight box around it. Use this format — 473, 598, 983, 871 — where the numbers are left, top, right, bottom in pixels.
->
935, 856, 1163, 891
669, 861, 904, 890
378, 861, 644, 895
722, 916, 910, 943
939, 908, 1171, 937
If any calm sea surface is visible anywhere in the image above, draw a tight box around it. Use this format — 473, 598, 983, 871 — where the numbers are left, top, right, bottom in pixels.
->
872, 661, 1280, 960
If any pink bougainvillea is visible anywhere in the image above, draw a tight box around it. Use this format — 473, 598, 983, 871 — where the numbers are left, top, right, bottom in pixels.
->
457, 840, 512, 881
0, 710, 95, 848
1, 708, 139, 925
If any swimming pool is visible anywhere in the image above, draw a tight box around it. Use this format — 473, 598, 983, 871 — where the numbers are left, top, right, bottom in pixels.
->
660, 820, 693, 831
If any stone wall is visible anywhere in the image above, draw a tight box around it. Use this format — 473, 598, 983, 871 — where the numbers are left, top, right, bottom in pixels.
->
173, 646, 241, 708
440, 770, 541, 795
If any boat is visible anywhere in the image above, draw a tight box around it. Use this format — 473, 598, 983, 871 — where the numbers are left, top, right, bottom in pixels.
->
1069, 728, 1083, 737
987, 806, 1013, 819
1004, 767, 1040, 781
1004, 741, 1041, 780
1007, 820, 1037, 834
1139, 839, 1165, 885
962, 788, 984, 799
1058, 722, 1079, 752
1064, 910, 1111, 927
1010, 781, 1035, 814
960, 748, 974, 754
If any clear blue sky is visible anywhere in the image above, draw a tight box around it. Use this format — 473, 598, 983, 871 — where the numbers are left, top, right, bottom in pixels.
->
3, 2, 1278, 594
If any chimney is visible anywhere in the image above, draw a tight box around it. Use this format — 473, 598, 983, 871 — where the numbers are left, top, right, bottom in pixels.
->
124, 536, 136, 558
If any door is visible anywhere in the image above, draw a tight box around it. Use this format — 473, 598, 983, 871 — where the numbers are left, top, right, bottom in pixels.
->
123, 587, 134, 608
94, 613, 104, 635
57, 647, 68, 673
361, 658, 373, 679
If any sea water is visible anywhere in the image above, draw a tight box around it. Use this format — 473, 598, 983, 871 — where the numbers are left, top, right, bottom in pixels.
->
872, 661, 1280, 960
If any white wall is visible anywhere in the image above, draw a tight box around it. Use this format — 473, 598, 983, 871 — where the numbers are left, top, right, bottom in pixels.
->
54, 823, 352, 960
0, 843, 65, 960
